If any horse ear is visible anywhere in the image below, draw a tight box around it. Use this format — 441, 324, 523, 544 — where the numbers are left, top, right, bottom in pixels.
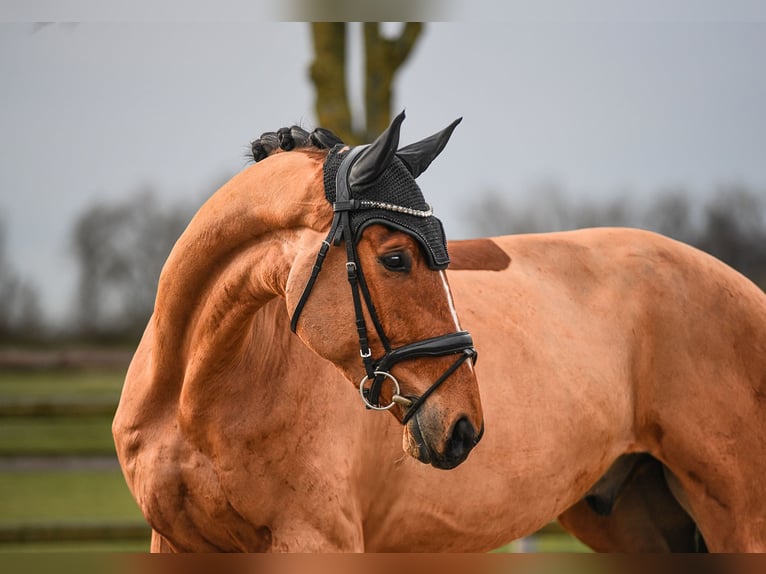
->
348, 110, 405, 189
396, 117, 462, 178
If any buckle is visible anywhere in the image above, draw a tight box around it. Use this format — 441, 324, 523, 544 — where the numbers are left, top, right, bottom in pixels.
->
333, 199, 360, 212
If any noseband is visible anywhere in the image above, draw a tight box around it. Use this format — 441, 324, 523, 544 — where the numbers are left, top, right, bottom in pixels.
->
290, 146, 477, 425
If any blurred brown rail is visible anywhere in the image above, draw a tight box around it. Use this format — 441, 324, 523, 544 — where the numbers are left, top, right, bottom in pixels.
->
0, 348, 132, 371
0, 398, 117, 417
0, 455, 120, 471
0, 521, 150, 543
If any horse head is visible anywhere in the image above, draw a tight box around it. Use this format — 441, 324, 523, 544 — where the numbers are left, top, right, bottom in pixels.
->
284, 112, 483, 469
142, 112, 482, 472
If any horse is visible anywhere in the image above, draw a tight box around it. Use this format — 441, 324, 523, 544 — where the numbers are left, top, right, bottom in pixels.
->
113, 118, 766, 553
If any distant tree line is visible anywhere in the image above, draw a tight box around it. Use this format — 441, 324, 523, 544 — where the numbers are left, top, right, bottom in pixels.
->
0, 189, 197, 345
0, 183, 764, 345
0, 217, 43, 343
70, 189, 198, 342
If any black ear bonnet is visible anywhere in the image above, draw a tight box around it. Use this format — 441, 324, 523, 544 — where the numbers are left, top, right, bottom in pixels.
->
322, 148, 449, 270
320, 112, 460, 271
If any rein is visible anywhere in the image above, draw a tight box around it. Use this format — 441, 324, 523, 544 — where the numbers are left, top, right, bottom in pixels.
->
290, 146, 477, 425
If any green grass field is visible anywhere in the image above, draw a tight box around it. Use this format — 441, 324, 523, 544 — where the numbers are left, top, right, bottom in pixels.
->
0, 471, 142, 522
0, 416, 115, 455
0, 370, 124, 399
0, 369, 120, 455
498, 534, 590, 553
0, 460, 150, 552
0, 368, 144, 552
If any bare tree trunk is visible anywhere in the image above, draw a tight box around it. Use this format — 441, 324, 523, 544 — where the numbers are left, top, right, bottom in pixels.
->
363, 22, 423, 140
309, 23, 356, 144
309, 22, 424, 144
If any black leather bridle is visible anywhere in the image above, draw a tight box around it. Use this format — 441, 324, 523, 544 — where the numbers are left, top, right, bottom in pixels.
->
290, 146, 477, 425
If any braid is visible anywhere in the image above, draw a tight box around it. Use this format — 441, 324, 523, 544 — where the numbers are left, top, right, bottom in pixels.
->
249, 125, 344, 163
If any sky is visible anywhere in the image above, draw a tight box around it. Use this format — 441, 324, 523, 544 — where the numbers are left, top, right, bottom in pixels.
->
1, 18, 765, 324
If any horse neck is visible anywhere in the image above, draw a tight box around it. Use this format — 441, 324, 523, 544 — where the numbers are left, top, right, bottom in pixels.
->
149, 152, 330, 399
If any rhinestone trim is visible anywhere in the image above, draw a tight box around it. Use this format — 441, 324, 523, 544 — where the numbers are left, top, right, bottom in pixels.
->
358, 200, 433, 218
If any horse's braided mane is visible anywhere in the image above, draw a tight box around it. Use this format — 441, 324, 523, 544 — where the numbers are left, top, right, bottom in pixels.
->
249, 126, 344, 162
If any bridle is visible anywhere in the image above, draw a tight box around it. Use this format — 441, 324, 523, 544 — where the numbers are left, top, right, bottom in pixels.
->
290, 146, 477, 425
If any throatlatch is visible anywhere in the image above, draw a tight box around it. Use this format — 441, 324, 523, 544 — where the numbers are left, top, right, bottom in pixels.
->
289, 112, 477, 425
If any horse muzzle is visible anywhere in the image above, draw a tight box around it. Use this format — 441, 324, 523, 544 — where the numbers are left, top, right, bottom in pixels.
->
407, 411, 483, 470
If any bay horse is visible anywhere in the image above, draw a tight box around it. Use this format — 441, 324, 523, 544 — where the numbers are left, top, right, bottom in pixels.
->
113, 119, 766, 553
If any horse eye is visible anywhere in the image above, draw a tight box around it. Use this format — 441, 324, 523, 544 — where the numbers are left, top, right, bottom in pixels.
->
380, 252, 411, 272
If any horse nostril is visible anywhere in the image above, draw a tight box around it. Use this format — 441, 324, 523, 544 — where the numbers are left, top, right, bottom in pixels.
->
446, 417, 477, 461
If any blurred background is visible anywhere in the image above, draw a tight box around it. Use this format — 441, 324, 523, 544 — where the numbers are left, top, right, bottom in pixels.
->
0, 17, 764, 552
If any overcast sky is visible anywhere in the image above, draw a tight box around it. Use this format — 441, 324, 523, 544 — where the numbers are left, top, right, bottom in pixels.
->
1, 20, 765, 324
